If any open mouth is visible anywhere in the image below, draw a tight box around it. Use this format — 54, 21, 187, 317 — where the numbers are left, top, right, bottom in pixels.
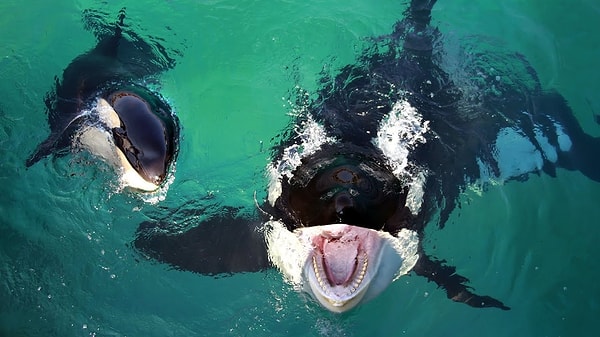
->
311, 249, 368, 297
265, 221, 419, 312
296, 224, 419, 312
304, 225, 376, 311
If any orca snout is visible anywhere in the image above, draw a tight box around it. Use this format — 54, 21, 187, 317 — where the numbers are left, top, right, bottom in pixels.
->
333, 191, 364, 224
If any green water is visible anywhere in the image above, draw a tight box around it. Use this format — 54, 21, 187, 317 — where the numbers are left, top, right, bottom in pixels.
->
1, 0, 600, 336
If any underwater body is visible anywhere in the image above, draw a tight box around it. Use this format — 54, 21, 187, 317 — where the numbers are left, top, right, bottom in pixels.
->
1, 2, 600, 334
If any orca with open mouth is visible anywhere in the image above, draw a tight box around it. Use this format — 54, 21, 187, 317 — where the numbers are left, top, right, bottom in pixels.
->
134, 0, 600, 312
26, 9, 180, 192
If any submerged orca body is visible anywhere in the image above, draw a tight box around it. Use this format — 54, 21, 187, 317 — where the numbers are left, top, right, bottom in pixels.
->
26, 9, 180, 191
134, 0, 600, 312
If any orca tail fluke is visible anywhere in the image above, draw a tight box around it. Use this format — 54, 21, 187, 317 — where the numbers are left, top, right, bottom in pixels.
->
566, 133, 600, 183
534, 91, 600, 183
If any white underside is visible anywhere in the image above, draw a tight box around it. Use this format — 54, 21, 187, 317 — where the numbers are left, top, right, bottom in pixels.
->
75, 98, 159, 192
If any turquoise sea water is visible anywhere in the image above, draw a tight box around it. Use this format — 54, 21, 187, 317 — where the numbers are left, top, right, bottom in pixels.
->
1, 0, 600, 336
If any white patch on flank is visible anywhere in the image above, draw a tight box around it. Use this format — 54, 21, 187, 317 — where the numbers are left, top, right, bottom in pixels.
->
267, 116, 336, 206
494, 127, 543, 180
373, 100, 430, 215
554, 122, 572, 152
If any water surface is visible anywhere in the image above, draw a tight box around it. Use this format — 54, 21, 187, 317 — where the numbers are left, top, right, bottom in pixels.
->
1, 1, 599, 336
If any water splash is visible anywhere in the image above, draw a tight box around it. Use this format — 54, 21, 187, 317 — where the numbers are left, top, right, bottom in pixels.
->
267, 114, 336, 206
373, 99, 430, 214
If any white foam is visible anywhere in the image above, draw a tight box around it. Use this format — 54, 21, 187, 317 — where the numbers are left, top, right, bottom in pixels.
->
373, 100, 430, 177
389, 228, 420, 281
405, 170, 427, 215
373, 100, 430, 214
267, 115, 336, 206
264, 220, 310, 288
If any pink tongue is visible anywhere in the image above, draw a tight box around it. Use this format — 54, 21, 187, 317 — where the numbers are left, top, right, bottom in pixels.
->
322, 239, 359, 285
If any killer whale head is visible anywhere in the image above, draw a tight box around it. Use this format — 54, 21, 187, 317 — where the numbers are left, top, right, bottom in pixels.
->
26, 9, 180, 193
85, 86, 179, 191
265, 142, 420, 312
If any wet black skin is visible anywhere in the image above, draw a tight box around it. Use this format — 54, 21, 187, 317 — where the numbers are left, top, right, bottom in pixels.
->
134, 0, 599, 311
285, 146, 406, 231
109, 90, 175, 184
26, 9, 179, 186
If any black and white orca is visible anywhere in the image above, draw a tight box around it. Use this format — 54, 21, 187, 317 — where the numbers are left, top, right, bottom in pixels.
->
26, 9, 180, 192
134, 0, 600, 312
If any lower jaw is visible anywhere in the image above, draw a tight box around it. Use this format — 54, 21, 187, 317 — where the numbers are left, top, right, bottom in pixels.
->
306, 277, 369, 313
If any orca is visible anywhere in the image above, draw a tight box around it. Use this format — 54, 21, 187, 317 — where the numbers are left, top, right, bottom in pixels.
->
26, 9, 180, 192
134, 0, 600, 312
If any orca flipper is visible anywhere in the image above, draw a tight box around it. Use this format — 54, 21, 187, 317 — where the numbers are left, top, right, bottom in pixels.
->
25, 118, 82, 167
134, 208, 270, 275
412, 252, 510, 310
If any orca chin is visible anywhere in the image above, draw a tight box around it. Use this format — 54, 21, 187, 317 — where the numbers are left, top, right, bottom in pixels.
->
266, 222, 420, 313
